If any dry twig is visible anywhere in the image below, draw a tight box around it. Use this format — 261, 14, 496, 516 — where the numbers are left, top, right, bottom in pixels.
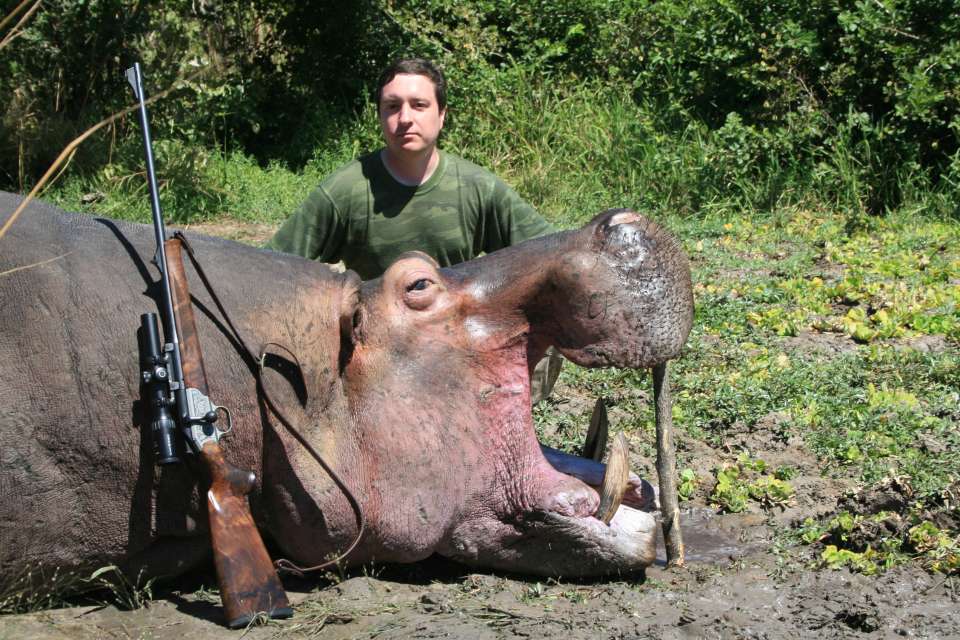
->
0, 0, 42, 52
0, 69, 205, 242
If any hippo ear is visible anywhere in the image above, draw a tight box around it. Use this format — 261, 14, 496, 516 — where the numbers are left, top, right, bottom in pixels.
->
593, 207, 643, 230
590, 208, 665, 267
591, 208, 650, 246
338, 272, 362, 366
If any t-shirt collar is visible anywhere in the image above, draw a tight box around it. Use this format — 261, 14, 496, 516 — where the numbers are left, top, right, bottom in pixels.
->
377, 149, 447, 193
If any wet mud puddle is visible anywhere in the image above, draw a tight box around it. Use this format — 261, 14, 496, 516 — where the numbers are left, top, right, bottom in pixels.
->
653, 506, 765, 566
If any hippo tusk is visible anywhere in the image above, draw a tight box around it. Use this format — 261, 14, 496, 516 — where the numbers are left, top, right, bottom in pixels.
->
581, 397, 609, 462
594, 432, 630, 524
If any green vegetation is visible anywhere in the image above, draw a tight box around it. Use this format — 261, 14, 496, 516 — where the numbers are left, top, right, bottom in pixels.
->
798, 509, 960, 576
2, 0, 959, 224
0, 564, 155, 614
85, 566, 156, 611
2, 0, 958, 583
709, 453, 795, 513
0, 565, 86, 614
678, 469, 699, 502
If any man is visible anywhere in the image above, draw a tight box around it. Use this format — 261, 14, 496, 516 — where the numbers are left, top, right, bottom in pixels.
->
267, 58, 562, 401
267, 58, 554, 279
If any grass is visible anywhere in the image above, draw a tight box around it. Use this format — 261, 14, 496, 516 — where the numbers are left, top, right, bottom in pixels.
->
697, 209, 957, 494
0, 565, 87, 614
0, 564, 156, 615
40, 71, 960, 230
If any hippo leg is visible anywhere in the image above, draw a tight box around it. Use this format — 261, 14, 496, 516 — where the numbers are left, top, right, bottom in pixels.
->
540, 445, 658, 511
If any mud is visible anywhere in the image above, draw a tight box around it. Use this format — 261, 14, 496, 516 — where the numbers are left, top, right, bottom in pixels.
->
3, 515, 957, 640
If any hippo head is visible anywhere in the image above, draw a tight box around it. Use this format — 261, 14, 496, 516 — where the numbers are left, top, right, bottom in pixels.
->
326, 209, 693, 576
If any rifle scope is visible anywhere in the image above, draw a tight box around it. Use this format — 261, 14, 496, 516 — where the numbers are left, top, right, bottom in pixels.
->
139, 313, 180, 465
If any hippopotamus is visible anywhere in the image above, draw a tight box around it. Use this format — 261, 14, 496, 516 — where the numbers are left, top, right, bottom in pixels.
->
0, 191, 693, 589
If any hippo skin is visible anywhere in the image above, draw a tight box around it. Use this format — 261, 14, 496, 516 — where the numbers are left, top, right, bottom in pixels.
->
0, 191, 693, 585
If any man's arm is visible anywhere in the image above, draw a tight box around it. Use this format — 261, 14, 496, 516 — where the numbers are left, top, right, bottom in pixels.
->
265, 187, 346, 261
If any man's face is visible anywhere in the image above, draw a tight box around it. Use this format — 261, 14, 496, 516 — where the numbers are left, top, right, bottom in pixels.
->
379, 73, 446, 158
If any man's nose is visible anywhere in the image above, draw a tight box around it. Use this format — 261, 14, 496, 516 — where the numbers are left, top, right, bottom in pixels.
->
397, 103, 412, 124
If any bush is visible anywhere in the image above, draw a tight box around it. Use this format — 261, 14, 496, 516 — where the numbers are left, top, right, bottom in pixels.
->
3, 0, 958, 219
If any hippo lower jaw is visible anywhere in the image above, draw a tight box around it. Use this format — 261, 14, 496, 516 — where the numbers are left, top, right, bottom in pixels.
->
512, 472, 658, 576
438, 397, 658, 576
440, 487, 657, 577
520, 505, 658, 574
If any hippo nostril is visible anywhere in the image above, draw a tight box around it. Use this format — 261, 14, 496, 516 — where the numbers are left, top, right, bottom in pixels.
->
353, 309, 362, 329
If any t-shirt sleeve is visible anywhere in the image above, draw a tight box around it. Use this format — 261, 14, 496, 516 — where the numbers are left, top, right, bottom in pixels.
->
482, 178, 556, 254
264, 186, 345, 262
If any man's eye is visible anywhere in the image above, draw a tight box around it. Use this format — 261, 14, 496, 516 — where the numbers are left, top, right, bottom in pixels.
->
408, 278, 430, 292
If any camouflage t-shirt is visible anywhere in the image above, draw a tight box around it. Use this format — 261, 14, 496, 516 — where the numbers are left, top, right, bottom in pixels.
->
266, 150, 555, 279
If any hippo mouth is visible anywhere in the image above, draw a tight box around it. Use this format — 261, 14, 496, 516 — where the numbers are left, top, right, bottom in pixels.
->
435, 346, 659, 577
439, 413, 660, 577
525, 425, 659, 575
520, 473, 659, 575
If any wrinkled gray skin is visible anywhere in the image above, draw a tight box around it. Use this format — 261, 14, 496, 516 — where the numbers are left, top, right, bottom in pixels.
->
0, 192, 692, 586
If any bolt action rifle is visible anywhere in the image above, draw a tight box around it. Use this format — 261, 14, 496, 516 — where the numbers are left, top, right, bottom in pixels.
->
128, 62, 292, 628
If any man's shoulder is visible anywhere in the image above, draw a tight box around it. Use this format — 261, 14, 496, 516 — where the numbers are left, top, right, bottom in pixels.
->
321, 151, 383, 194
442, 151, 494, 177
440, 151, 505, 193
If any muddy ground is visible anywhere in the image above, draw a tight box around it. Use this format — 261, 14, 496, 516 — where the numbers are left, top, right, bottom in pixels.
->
2, 221, 957, 640
3, 552, 958, 640
2, 483, 957, 639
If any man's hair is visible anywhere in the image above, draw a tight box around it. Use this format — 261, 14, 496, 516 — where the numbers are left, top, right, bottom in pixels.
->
376, 58, 447, 112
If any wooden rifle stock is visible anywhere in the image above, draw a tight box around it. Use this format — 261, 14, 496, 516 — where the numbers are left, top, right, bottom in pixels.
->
166, 238, 292, 628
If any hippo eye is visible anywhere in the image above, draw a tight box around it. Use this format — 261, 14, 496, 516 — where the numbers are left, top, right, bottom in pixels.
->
402, 275, 441, 311
407, 278, 431, 292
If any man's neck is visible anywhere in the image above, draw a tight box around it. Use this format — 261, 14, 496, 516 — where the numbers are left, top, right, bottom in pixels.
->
381, 148, 441, 186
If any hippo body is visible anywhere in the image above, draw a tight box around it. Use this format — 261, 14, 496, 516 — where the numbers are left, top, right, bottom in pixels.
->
0, 191, 693, 585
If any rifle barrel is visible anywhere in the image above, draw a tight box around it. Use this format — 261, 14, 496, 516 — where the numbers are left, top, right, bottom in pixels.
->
125, 62, 187, 421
